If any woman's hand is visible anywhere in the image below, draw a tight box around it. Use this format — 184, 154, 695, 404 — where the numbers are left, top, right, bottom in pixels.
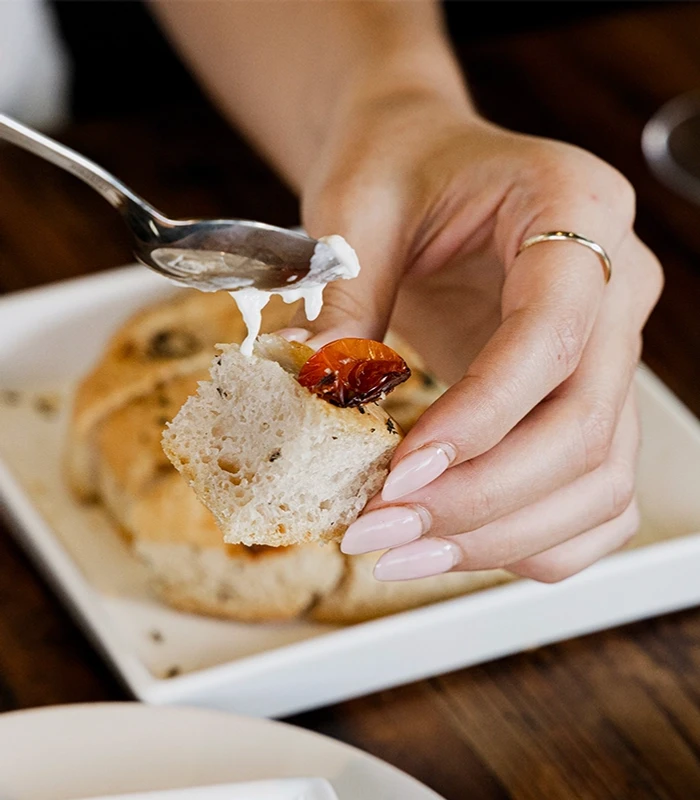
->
154, 0, 662, 583
298, 100, 663, 582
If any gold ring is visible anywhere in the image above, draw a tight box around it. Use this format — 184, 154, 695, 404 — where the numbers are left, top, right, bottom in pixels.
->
517, 231, 612, 284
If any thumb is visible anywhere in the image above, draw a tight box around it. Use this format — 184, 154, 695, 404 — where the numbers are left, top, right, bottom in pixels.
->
292, 197, 406, 348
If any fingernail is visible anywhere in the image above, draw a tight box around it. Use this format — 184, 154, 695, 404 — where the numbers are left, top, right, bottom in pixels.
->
275, 328, 311, 343
341, 506, 429, 555
374, 538, 460, 581
382, 444, 455, 501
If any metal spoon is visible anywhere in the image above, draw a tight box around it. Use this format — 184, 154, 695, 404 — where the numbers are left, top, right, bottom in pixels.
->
0, 113, 336, 292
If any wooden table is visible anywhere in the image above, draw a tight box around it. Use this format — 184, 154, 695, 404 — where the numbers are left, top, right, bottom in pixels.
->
1, 4, 699, 798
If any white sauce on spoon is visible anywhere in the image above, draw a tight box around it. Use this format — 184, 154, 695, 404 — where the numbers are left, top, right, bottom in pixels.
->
230, 234, 360, 356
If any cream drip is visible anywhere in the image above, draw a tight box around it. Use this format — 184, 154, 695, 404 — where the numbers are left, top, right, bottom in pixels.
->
230, 235, 360, 357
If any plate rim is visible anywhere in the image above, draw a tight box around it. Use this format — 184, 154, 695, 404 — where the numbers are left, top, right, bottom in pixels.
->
0, 701, 445, 799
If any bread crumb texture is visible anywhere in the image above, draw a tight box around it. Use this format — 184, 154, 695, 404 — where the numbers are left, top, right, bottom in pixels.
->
162, 335, 400, 547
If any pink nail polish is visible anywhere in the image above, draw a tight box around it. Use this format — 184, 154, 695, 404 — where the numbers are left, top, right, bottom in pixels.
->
341, 506, 428, 555
382, 444, 454, 502
373, 538, 460, 581
275, 328, 311, 343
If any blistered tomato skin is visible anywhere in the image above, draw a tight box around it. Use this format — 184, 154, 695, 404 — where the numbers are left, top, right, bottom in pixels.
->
297, 338, 411, 407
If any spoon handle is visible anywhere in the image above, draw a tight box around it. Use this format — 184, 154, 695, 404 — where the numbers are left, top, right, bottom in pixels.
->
0, 113, 151, 212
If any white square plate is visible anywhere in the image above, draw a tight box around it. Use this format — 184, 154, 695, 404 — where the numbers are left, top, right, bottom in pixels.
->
1, 266, 700, 718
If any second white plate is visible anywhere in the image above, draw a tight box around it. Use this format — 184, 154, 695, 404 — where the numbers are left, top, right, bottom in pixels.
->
0, 703, 442, 799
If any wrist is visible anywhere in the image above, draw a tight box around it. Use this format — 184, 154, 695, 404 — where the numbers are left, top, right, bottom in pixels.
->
301, 62, 479, 196
298, 23, 478, 193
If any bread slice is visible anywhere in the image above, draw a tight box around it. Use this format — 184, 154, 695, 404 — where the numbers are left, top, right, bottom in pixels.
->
310, 551, 514, 624
162, 334, 402, 547
67, 290, 296, 500
123, 478, 344, 623
136, 539, 344, 623
124, 464, 503, 625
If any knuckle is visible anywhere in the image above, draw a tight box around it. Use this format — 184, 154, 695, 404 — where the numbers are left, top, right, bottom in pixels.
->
515, 552, 580, 584
577, 398, 616, 472
531, 145, 636, 229
463, 484, 501, 529
604, 502, 641, 557
547, 309, 587, 377
603, 168, 637, 224
511, 500, 642, 584
605, 462, 637, 519
643, 253, 665, 307
620, 499, 641, 540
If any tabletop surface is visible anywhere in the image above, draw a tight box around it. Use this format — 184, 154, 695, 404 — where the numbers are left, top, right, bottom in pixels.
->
1, 4, 699, 799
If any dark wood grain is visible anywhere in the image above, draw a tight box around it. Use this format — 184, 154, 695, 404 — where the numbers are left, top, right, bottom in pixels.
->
1, 3, 699, 799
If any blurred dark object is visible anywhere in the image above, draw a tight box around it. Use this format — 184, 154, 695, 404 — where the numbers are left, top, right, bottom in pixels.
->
644, 91, 700, 206
50, 0, 203, 118
443, 0, 651, 41
50, 0, 654, 119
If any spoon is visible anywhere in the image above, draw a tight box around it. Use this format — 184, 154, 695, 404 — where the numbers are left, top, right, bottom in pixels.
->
0, 113, 340, 292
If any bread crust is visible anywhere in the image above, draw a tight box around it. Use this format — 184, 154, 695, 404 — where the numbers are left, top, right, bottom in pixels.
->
136, 539, 344, 622
67, 291, 295, 499
96, 371, 206, 529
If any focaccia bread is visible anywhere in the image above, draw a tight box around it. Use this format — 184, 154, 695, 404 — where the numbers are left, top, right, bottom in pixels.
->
95, 365, 345, 622
69, 289, 510, 624
67, 290, 296, 500
162, 335, 402, 547
132, 479, 344, 622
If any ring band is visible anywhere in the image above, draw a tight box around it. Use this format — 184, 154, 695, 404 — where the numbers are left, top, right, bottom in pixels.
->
517, 231, 612, 284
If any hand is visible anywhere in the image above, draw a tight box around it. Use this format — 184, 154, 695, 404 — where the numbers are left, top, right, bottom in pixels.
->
296, 98, 663, 583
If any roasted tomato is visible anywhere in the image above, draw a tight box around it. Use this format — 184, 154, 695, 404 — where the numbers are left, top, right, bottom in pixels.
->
297, 338, 411, 407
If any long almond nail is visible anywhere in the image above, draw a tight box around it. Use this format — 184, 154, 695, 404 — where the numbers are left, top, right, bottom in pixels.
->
341, 506, 428, 555
382, 444, 454, 501
373, 538, 460, 581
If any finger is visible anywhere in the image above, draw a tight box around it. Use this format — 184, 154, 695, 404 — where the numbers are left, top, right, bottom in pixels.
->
380, 232, 653, 504
506, 499, 641, 582
381, 242, 611, 498
428, 394, 639, 569
372, 498, 640, 582
294, 184, 410, 347
346, 386, 638, 556
365, 241, 645, 537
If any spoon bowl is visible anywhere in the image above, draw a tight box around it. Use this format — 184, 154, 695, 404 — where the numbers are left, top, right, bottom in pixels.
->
127, 211, 321, 292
